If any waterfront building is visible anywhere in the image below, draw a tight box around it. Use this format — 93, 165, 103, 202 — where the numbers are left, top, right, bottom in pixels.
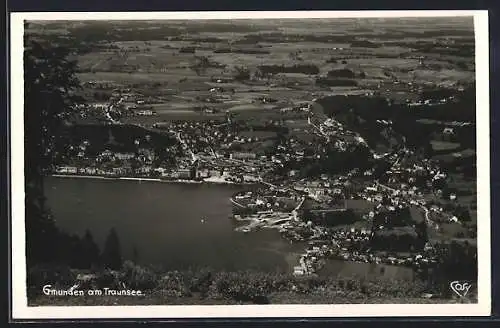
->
230, 152, 257, 160
196, 168, 210, 179
56, 166, 78, 174
176, 168, 194, 180
242, 174, 260, 183
115, 152, 135, 160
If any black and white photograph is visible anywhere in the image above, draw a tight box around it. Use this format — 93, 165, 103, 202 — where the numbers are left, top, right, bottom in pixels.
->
10, 10, 490, 319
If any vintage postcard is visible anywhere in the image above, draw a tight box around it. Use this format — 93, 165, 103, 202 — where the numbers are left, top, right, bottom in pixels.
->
10, 10, 490, 319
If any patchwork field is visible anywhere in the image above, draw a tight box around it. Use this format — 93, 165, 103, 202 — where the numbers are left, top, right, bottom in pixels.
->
27, 17, 475, 127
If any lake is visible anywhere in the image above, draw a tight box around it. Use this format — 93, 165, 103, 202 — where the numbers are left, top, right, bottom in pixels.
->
44, 176, 303, 272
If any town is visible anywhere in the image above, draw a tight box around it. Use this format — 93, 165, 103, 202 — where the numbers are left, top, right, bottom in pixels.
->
28, 18, 478, 300
52, 82, 477, 281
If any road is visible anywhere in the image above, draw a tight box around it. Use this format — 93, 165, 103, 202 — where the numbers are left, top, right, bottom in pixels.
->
376, 182, 439, 231
170, 130, 198, 163
421, 205, 440, 231
294, 197, 306, 211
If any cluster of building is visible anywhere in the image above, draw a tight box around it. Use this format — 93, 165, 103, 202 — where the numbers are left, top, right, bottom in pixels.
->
232, 189, 302, 214
293, 243, 331, 276
59, 77, 474, 281
292, 176, 348, 203
283, 221, 441, 276
243, 211, 440, 277
225, 100, 469, 277
355, 148, 466, 227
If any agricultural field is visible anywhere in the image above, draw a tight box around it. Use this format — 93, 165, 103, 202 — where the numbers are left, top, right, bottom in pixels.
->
430, 140, 462, 152
318, 258, 415, 281
26, 17, 475, 128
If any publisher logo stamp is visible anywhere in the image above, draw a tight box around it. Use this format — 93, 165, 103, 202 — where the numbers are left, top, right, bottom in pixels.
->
450, 281, 472, 298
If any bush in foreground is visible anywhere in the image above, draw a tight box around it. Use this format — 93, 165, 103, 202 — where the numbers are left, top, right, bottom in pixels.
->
28, 263, 440, 304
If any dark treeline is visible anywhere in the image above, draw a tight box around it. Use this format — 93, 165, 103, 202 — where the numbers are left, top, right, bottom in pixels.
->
27, 226, 126, 298
31, 21, 264, 45
182, 22, 266, 34
320, 144, 374, 174
27, 223, 123, 271
426, 46, 475, 58
439, 155, 476, 178
59, 124, 177, 157
382, 41, 475, 57
316, 78, 358, 87
235, 29, 473, 44
318, 96, 408, 149
414, 89, 476, 122
71, 21, 262, 38
326, 68, 356, 79
169, 36, 225, 43
179, 46, 196, 54
287, 143, 374, 178
26, 34, 98, 56
233, 66, 251, 81
371, 220, 428, 254
214, 48, 270, 54
375, 28, 474, 39
67, 25, 182, 43
421, 88, 458, 101
332, 54, 411, 61
372, 207, 413, 228
24, 33, 127, 276
316, 88, 475, 151
236, 33, 356, 44
258, 64, 320, 75
370, 230, 423, 253
317, 95, 391, 121
237, 30, 474, 44
237, 121, 289, 134
190, 56, 227, 74
24, 36, 83, 177
93, 91, 112, 101
350, 40, 380, 48
420, 240, 477, 297
304, 209, 358, 227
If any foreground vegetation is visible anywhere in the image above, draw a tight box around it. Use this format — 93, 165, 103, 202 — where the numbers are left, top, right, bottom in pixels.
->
29, 261, 471, 306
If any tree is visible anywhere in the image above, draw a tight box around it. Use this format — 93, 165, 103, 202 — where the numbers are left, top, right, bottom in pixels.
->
132, 245, 140, 263
24, 28, 83, 266
234, 66, 250, 81
425, 241, 477, 296
190, 56, 210, 76
102, 228, 123, 270
79, 230, 101, 269
25, 37, 83, 183
415, 220, 428, 249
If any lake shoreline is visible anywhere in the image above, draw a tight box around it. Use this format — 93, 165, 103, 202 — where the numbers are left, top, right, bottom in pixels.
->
44, 177, 294, 273
49, 174, 257, 186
